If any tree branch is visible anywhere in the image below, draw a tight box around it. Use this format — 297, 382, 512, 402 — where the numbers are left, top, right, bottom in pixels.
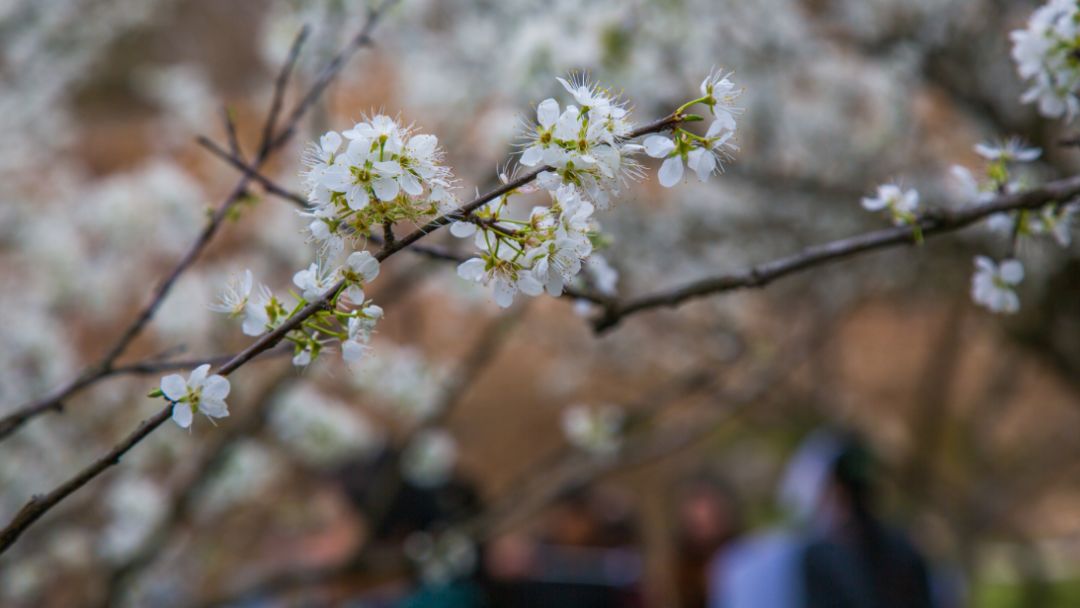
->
0, 2, 399, 553
591, 174, 1080, 331
0, 1, 396, 442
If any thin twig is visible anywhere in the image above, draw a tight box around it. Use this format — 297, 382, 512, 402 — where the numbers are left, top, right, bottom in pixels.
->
98, 371, 298, 608
221, 106, 244, 161
257, 24, 310, 161
0, 4, 393, 441
591, 174, 1080, 331
0, 2, 398, 553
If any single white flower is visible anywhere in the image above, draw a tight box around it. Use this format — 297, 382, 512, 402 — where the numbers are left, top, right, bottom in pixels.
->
520, 98, 561, 167
971, 256, 1024, 314
986, 212, 1017, 236
209, 270, 253, 316
404, 529, 477, 585
315, 131, 342, 163
561, 404, 623, 456
1032, 203, 1078, 247
293, 260, 337, 301
526, 235, 590, 296
861, 184, 920, 225
292, 346, 314, 368
685, 120, 736, 182
340, 250, 380, 303
974, 138, 1041, 163
342, 306, 382, 368
699, 69, 741, 131
401, 429, 457, 488
556, 75, 611, 112
643, 135, 682, 187
160, 364, 230, 429
950, 165, 995, 204
457, 248, 543, 308
241, 284, 274, 336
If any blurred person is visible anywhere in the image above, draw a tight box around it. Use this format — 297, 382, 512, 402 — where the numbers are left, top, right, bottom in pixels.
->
485, 485, 644, 608
709, 429, 937, 608
797, 432, 934, 608
673, 476, 742, 608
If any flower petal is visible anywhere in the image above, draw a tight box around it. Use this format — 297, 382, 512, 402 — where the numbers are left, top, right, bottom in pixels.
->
1000, 259, 1024, 284
450, 221, 477, 238
347, 251, 380, 282
457, 258, 486, 282
202, 375, 230, 401
161, 375, 187, 401
658, 156, 684, 188
537, 98, 559, 128
520, 145, 544, 167
643, 135, 675, 158
200, 398, 229, 419
372, 177, 399, 201
172, 403, 193, 428
188, 364, 210, 388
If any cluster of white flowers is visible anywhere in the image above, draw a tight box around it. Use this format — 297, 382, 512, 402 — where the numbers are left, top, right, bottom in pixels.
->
561, 403, 624, 457
949, 138, 1077, 313
456, 72, 742, 307
644, 71, 740, 187
1011, 0, 1080, 121
456, 183, 597, 307
302, 115, 456, 254
518, 76, 638, 208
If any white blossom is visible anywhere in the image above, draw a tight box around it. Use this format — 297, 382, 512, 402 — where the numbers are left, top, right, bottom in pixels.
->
518, 76, 637, 205
343, 304, 382, 368
208, 270, 253, 316
241, 283, 275, 337
1011, 0, 1080, 121
949, 165, 994, 204
699, 69, 741, 131
971, 256, 1024, 314
645, 120, 736, 188
292, 259, 337, 302
457, 247, 543, 308
686, 120, 736, 182
401, 429, 457, 488
1032, 203, 1078, 247
561, 403, 624, 456
404, 529, 477, 585
643, 134, 682, 187
340, 250, 381, 304
861, 183, 920, 226
160, 364, 230, 429
974, 138, 1041, 163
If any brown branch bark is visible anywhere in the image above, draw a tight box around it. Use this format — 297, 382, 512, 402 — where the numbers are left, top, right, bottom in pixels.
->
591, 174, 1080, 331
